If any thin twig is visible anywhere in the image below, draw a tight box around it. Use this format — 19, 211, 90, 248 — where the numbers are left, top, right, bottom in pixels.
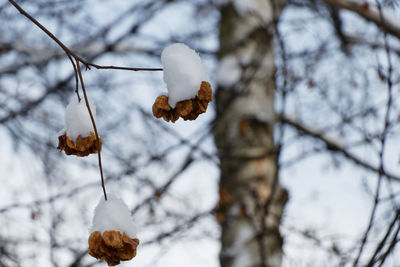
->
76, 60, 107, 201
82, 63, 162, 72
9, 0, 74, 58
376, 222, 400, 266
353, 174, 384, 266
352, 2, 396, 264
67, 54, 81, 102
323, 0, 400, 39
366, 211, 400, 266
280, 115, 400, 182
8, 0, 162, 72
376, 0, 397, 209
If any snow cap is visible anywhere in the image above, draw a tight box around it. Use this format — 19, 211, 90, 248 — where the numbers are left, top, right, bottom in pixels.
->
161, 43, 208, 108
65, 98, 95, 141
91, 194, 136, 237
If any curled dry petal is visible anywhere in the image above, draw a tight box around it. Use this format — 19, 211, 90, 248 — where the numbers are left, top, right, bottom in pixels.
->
88, 231, 139, 266
57, 131, 102, 157
197, 81, 212, 102
152, 81, 212, 123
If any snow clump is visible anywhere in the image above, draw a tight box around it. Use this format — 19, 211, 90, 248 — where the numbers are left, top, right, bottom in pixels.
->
161, 43, 208, 108
91, 195, 136, 237
65, 98, 95, 142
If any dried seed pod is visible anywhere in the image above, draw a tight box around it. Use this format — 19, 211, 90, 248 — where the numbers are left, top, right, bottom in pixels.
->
152, 81, 212, 122
175, 99, 193, 117
88, 231, 139, 266
57, 131, 102, 157
152, 94, 170, 117
197, 81, 212, 102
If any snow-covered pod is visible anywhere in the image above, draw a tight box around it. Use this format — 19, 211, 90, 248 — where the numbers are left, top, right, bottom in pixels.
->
161, 43, 208, 108
88, 195, 139, 266
152, 43, 212, 122
65, 98, 95, 142
57, 98, 102, 157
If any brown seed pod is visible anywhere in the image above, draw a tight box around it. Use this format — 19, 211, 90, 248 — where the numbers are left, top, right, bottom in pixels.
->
57, 131, 102, 157
152, 81, 212, 123
88, 231, 139, 266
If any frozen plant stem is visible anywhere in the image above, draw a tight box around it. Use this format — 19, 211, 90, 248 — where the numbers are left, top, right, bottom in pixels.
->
76, 60, 107, 201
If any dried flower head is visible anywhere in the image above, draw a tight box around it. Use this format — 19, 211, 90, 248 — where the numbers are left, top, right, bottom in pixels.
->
57, 131, 102, 157
88, 230, 139, 266
152, 81, 212, 122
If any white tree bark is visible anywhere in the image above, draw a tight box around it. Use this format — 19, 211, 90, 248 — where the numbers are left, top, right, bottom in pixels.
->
215, 1, 287, 267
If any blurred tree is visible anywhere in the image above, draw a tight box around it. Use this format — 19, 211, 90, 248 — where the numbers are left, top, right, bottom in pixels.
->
215, 1, 287, 266
0, 0, 400, 267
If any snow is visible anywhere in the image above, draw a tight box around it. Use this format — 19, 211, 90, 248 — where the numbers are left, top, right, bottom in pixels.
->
216, 55, 242, 87
65, 98, 95, 141
90, 195, 136, 237
161, 43, 208, 108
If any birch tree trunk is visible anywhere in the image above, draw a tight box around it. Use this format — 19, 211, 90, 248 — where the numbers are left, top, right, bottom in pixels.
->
215, 1, 287, 267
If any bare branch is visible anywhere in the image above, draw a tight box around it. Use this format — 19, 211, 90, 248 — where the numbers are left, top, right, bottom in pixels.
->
323, 0, 400, 39
280, 114, 400, 182
76, 60, 107, 201
8, 0, 162, 72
